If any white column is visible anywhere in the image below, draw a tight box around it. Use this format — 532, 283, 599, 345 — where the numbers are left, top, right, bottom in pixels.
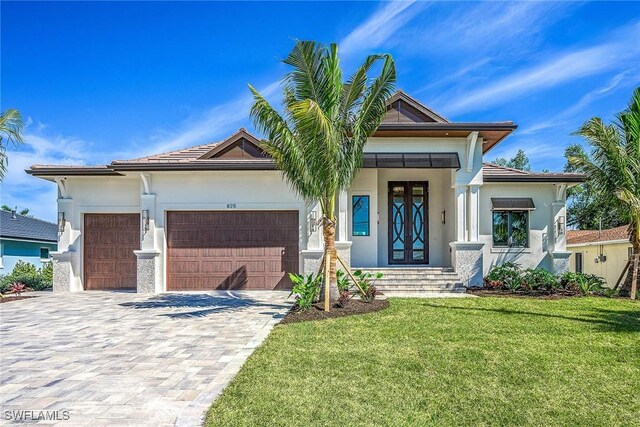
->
337, 189, 348, 242
454, 185, 467, 242
134, 174, 161, 293
468, 185, 480, 242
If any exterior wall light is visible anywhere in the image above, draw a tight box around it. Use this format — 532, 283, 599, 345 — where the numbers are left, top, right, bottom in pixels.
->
309, 211, 318, 233
556, 215, 566, 236
142, 210, 150, 233
441, 210, 446, 225
58, 212, 65, 233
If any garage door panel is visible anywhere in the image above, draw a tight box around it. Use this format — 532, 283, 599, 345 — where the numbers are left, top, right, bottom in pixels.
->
84, 213, 139, 290
167, 211, 298, 291
201, 261, 234, 273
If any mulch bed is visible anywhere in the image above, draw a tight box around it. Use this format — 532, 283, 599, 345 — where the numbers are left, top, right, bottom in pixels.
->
0, 295, 38, 303
281, 299, 390, 324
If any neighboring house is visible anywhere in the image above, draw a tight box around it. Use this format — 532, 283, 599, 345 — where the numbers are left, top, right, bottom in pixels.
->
26, 91, 584, 293
0, 209, 58, 272
567, 225, 632, 287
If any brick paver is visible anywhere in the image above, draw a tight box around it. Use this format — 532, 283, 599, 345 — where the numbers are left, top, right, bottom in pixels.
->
0, 291, 292, 426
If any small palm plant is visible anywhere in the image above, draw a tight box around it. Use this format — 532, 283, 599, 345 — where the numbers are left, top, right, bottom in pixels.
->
570, 87, 640, 298
249, 41, 396, 310
0, 109, 25, 181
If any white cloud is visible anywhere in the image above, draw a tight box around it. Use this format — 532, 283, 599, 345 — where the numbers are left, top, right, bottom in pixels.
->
134, 0, 425, 158
520, 69, 640, 135
0, 132, 93, 221
445, 21, 640, 114
340, 0, 425, 56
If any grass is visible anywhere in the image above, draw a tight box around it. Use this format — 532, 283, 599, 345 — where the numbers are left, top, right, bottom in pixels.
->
206, 297, 640, 426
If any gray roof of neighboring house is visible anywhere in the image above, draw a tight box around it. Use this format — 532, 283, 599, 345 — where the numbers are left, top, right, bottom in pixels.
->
0, 210, 58, 243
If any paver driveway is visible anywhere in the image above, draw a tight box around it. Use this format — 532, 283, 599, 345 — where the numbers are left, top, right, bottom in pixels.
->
0, 291, 292, 426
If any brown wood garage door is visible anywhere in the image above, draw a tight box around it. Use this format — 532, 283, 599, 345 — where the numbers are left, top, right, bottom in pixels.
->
167, 211, 299, 290
84, 213, 139, 290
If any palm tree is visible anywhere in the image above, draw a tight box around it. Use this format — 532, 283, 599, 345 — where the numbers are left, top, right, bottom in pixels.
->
249, 41, 396, 310
570, 87, 640, 298
0, 109, 25, 181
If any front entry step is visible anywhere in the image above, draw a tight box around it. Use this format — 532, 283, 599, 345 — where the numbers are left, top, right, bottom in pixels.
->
351, 267, 465, 296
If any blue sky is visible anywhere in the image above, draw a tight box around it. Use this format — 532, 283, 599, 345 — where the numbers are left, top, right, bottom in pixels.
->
1, 1, 639, 221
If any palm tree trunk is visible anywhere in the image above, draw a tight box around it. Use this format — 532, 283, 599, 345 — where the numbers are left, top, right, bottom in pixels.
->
620, 240, 639, 299
322, 217, 339, 310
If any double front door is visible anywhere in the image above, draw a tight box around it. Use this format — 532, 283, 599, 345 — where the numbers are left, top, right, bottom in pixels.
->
388, 182, 429, 264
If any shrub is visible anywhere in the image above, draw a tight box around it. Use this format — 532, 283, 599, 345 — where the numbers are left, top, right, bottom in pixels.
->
522, 268, 559, 291
41, 262, 53, 284
560, 272, 605, 295
336, 290, 351, 308
9, 282, 26, 296
336, 269, 350, 293
0, 261, 53, 293
484, 262, 522, 291
352, 270, 382, 302
288, 273, 321, 310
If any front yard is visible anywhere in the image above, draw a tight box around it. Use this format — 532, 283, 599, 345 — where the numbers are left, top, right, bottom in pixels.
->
207, 297, 640, 426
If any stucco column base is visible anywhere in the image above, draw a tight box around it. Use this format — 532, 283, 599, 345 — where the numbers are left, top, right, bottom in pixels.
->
51, 251, 75, 292
450, 242, 485, 288
335, 241, 352, 269
550, 251, 571, 275
134, 250, 161, 294
301, 250, 323, 276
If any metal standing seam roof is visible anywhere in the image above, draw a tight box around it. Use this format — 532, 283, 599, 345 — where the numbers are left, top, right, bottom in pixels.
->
0, 210, 58, 243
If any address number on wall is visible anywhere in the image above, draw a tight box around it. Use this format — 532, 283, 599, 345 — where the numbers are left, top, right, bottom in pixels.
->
226, 203, 237, 209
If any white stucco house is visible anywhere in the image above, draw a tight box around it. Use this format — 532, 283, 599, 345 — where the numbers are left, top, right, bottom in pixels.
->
27, 91, 584, 294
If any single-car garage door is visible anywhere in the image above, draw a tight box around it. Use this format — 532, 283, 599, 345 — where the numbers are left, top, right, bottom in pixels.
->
167, 211, 299, 290
84, 213, 140, 290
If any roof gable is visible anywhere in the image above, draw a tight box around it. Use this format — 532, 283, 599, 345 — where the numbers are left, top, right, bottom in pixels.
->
382, 90, 448, 124
198, 129, 267, 160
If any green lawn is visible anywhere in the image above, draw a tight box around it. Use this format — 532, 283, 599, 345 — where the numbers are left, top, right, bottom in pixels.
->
206, 297, 640, 427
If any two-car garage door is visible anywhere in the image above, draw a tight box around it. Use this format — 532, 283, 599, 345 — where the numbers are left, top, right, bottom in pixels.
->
166, 211, 299, 290
83, 211, 299, 291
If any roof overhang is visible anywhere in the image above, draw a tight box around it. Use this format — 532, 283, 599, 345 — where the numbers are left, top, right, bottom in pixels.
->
373, 122, 517, 153
567, 239, 630, 247
484, 175, 585, 183
26, 166, 124, 178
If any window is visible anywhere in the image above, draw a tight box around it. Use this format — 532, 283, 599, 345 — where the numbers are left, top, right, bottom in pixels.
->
575, 252, 583, 273
492, 211, 529, 248
352, 195, 370, 236
40, 247, 50, 261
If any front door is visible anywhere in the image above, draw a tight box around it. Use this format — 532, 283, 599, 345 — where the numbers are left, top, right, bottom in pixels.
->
388, 182, 429, 264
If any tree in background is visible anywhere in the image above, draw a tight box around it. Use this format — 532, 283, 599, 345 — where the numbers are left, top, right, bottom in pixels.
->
563, 144, 627, 230
570, 87, 640, 298
491, 149, 531, 171
1, 205, 31, 217
0, 109, 25, 181
249, 41, 396, 310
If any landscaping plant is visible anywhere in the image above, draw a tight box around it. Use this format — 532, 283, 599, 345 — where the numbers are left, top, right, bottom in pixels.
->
288, 273, 322, 310
0, 260, 53, 293
9, 282, 26, 296
352, 270, 382, 302
249, 40, 396, 310
0, 108, 25, 181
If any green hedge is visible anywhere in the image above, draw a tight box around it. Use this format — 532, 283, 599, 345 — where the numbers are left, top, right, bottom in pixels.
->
0, 261, 53, 293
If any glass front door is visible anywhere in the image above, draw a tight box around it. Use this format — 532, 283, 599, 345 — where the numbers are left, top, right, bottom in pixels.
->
388, 182, 429, 264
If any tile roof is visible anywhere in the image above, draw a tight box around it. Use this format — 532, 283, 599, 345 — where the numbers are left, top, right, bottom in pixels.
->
0, 210, 58, 243
567, 225, 630, 245
482, 163, 585, 182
